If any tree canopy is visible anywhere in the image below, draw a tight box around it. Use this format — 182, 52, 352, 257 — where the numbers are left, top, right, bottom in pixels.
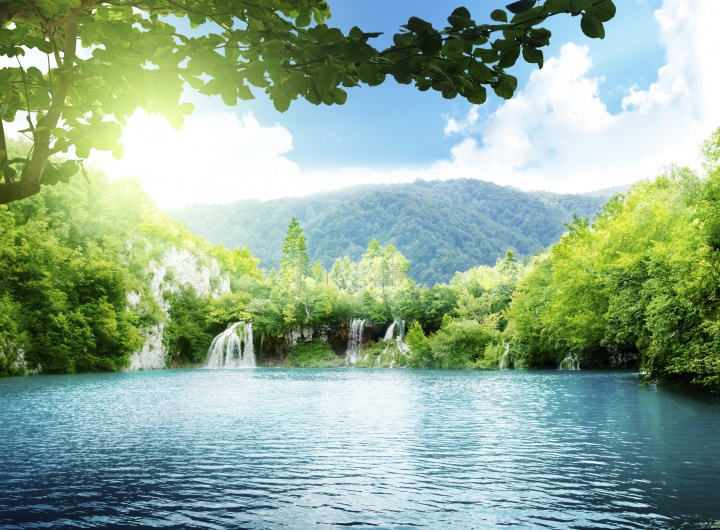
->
172, 178, 608, 284
0, 0, 616, 204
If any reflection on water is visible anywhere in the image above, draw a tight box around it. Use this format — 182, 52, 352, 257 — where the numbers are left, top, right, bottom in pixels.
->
1, 370, 719, 529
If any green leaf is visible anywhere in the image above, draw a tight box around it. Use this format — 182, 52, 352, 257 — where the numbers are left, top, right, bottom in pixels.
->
296, 7, 312, 27
580, 14, 605, 39
447, 15, 474, 29
75, 139, 91, 159
393, 32, 415, 48
272, 91, 291, 112
409, 57, 423, 75
90, 121, 123, 151
221, 85, 237, 106
40, 163, 62, 185
569, 0, 582, 13
391, 57, 412, 85
406, 16, 433, 33
332, 88, 347, 105
317, 63, 340, 92
468, 60, 494, 82
528, 28, 552, 46
522, 46, 543, 68
112, 142, 124, 160
357, 62, 383, 86
179, 102, 194, 115
23, 36, 53, 54
416, 30, 443, 56
59, 160, 79, 179
493, 74, 518, 99
184, 76, 204, 90
497, 43, 521, 68
451, 7, 472, 18
467, 85, 487, 105
237, 83, 254, 100
506, 0, 536, 15
474, 48, 500, 64
26, 67, 44, 80
587, 0, 617, 23
441, 38, 465, 59
102, 21, 133, 43
490, 10, 508, 22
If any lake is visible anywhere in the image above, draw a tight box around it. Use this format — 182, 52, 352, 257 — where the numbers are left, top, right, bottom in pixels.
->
1, 369, 719, 529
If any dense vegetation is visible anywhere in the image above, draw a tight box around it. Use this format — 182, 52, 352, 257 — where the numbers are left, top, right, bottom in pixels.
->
172, 179, 608, 284
0, 152, 531, 375
5, 129, 720, 395
0, 144, 261, 375
506, 129, 720, 391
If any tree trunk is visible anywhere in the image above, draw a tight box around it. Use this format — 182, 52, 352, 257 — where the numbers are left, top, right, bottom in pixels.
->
0, 181, 42, 204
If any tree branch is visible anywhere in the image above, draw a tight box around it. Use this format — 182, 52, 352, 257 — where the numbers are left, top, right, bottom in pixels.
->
0, 180, 42, 204
0, 118, 10, 185
47, 0, 101, 29
19, 20, 78, 195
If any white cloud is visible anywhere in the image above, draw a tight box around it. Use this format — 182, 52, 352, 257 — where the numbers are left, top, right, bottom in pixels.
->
94, 111, 301, 209
444, 106, 481, 136
432, 0, 720, 194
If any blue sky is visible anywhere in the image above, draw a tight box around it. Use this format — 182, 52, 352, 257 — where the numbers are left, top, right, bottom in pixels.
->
231, 0, 665, 168
89, 0, 720, 209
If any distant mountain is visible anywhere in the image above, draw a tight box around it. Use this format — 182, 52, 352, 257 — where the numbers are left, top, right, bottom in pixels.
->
580, 184, 631, 198
171, 179, 611, 285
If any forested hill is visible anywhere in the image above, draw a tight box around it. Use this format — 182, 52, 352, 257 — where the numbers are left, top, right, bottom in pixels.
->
171, 179, 611, 284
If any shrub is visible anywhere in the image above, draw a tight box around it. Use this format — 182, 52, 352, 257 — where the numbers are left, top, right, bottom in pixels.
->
285, 340, 341, 368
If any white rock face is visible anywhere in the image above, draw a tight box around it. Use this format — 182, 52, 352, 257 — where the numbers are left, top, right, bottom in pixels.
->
126, 292, 141, 308
128, 324, 166, 371
127, 247, 230, 371
285, 326, 316, 347
0, 340, 35, 373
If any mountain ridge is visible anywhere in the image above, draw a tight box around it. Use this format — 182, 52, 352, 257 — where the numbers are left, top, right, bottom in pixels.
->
170, 178, 612, 284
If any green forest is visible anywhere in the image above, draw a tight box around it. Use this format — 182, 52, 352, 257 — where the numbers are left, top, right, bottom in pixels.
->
172, 179, 608, 285
2, 129, 720, 394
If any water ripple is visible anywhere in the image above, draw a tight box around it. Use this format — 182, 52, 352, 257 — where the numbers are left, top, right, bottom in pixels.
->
1, 370, 719, 528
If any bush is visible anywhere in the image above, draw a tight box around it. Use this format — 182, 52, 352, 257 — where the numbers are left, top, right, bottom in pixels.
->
406, 321, 434, 368
430, 319, 493, 369
468, 340, 506, 369
285, 340, 341, 368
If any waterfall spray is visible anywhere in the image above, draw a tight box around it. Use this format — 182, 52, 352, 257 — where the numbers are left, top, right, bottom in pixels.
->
345, 319, 365, 364
205, 322, 256, 368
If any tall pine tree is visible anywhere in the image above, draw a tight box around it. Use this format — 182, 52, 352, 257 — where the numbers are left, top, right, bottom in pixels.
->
280, 217, 310, 296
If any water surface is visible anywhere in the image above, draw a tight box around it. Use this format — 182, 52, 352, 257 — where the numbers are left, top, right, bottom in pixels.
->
1, 369, 719, 529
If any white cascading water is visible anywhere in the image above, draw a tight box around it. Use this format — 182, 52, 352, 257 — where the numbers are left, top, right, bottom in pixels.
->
385, 318, 408, 356
205, 322, 256, 368
384, 321, 396, 341
380, 319, 408, 367
559, 352, 580, 370
499, 341, 511, 370
384, 318, 406, 341
345, 319, 365, 364
396, 319, 406, 342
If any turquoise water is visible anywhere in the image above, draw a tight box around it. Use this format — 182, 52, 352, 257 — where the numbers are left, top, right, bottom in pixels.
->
1, 369, 719, 529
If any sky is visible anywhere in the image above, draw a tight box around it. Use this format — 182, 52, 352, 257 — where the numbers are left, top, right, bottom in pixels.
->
10, 0, 720, 209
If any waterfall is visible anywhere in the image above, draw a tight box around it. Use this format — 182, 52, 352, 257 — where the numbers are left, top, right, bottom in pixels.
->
384, 318, 406, 342
205, 322, 256, 369
558, 353, 580, 370
384, 321, 396, 341
345, 319, 365, 364
499, 341, 511, 370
